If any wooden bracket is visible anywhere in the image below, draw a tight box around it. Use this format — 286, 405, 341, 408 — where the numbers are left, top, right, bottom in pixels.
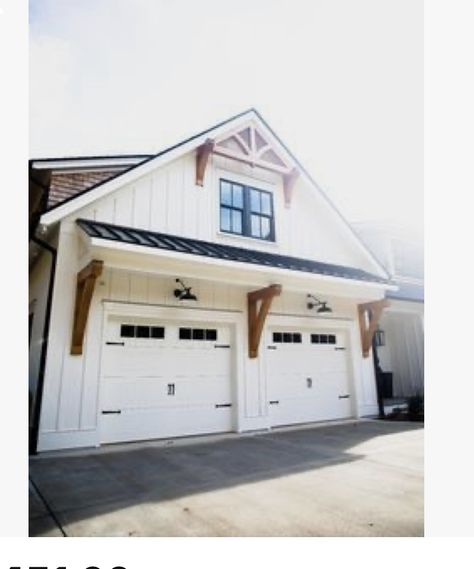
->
247, 284, 282, 358
283, 168, 299, 207
357, 299, 390, 358
195, 138, 215, 186
71, 260, 103, 355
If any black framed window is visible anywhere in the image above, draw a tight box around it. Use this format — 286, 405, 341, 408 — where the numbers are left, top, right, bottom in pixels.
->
220, 179, 274, 241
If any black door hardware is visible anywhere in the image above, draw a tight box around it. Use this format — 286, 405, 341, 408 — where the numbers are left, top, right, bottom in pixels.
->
269, 400, 279, 405
335, 347, 346, 351
214, 344, 231, 349
106, 341, 125, 346
338, 394, 350, 399
102, 410, 122, 414
215, 403, 232, 408
167, 383, 175, 396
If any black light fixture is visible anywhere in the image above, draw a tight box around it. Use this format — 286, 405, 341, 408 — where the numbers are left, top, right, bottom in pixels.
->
374, 327, 385, 347
174, 278, 198, 301
307, 294, 332, 314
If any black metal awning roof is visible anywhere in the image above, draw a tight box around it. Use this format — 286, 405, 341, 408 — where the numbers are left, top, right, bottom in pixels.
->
77, 218, 389, 285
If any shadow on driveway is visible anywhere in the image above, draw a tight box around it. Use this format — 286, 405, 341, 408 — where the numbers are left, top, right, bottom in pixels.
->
29, 420, 424, 537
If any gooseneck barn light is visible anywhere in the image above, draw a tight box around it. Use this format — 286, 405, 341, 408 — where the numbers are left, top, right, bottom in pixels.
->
307, 294, 332, 314
174, 278, 198, 301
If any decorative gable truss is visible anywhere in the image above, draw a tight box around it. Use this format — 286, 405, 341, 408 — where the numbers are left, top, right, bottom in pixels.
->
195, 124, 299, 207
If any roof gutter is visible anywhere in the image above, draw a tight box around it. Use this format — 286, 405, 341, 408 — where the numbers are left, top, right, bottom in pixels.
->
29, 236, 57, 455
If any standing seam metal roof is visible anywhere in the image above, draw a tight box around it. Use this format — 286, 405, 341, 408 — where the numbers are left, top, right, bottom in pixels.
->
77, 218, 390, 285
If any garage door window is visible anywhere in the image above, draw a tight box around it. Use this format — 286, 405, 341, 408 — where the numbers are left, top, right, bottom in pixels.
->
179, 327, 218, 341
120, 324, 165, 339
311, 333, 336, 344
273, 332, 302, 343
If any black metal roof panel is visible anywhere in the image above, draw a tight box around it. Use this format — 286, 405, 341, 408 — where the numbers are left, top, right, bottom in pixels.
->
77, 219, 389, 285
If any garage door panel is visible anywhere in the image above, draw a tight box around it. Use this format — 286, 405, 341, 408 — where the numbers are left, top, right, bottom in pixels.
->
100, 317, 234, 443
266, 327, 353, 427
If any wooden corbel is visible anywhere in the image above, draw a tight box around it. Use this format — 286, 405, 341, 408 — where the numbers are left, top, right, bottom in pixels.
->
195, 138, 215, 186
283, 168, 299, 207
71, 260, 103, 355
247, 284, 282, 358
357, 299, 390, 358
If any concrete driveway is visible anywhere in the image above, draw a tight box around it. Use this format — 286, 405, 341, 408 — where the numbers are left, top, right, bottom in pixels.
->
29, 420, 423, 537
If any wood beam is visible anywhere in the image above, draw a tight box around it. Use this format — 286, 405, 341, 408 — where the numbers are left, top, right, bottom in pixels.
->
283, 168, 299, 207
247, 284, 282, 358
357, 299, 390, 357
195, 138, 215, 186
71, 260, 103, 355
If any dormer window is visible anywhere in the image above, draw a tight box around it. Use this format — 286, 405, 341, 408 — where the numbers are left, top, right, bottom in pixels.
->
220, 179, 275, 241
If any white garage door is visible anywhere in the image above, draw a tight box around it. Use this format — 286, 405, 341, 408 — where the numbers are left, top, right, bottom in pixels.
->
100, 316, 234, 444
266, 328, 352, 427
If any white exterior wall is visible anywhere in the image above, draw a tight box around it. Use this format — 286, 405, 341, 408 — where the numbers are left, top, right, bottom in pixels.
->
36, 141, 386, 451
74, 152, 380, 274
37, 219, 379, 451
378, 301, 424, 397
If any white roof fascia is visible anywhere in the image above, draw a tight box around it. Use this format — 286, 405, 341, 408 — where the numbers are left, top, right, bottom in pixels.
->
31, 157, 148, 170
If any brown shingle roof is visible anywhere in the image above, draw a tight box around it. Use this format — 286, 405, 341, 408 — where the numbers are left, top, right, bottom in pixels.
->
47, 170, 127, 208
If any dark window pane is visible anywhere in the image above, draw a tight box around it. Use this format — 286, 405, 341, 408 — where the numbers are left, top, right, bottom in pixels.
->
283, 332, 292, 343
328, 335, 336, 344
251, 214, 261, 237
273, 332, 282, 343
293, 333, 302, 343
311, 334, 320, 344
151, 326, 165, 339
320, 334, 328, 344
261, 217, 271, 239
206, 329, 217, 341
220, 207, 231, 231
250, 189, 261, 213
232, 210, 242, 234
232, 184, 243, 208
221, 181, 232, 205
120, 325, 135, 338
261, 192, 272, 215
136, 326, 150, 338
179, 328, 192, 340
193, 328, 205, 340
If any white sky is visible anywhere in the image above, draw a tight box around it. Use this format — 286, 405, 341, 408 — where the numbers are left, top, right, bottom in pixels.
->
29, 0, 423, 234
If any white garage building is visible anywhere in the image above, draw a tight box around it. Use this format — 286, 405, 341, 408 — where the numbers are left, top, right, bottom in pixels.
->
29, 109, 394, 452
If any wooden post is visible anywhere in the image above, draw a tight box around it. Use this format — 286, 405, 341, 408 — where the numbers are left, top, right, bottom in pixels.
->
195, 139, 215, 186
247, 284, 282, 358
357, 299, 389, 357
71, 260, 103, 355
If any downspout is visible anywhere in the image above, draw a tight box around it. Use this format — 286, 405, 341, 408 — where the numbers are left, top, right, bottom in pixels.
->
29, 235, 57, 454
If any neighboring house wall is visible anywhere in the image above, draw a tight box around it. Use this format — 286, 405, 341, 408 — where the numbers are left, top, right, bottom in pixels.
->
353, 222, 424, 399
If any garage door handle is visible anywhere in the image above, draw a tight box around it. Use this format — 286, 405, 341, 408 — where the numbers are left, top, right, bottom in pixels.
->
214, 344, 230, 349
335, 347, 346, 351
102, 410, 122, 414
338, 394, 350, 399
267, 346, 277, 350
269, 400, 279, 405
215, 403, 232, 408
106, 342, 125, 346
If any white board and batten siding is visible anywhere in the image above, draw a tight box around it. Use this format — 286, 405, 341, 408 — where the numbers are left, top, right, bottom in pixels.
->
35, 139, 383, 451
66, 151, 380, 275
